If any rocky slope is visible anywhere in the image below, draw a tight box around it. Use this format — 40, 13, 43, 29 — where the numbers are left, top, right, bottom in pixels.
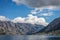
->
0, 21, 44, 35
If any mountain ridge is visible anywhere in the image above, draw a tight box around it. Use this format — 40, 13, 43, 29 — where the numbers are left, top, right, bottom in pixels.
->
0, 17, 60, 35
0, 20, 44, 35
35, 17, 60, 35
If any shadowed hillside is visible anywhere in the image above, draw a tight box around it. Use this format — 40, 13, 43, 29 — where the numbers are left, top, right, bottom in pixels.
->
35, 17, 60, 35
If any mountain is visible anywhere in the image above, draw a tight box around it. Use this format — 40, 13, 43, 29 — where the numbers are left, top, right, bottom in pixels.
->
35, 17, 60, 35
0, 17, 60, 35
0, 21, 44, 35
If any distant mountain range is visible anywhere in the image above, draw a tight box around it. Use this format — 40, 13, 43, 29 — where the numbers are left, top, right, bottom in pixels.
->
0, 17, 60, 35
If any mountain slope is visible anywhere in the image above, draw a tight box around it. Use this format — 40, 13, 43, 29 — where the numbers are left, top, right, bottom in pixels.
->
42, 17, 60, 32
0, 21, 44, 35
36, 17, 60, 35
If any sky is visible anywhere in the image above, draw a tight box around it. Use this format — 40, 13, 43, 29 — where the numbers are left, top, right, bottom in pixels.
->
0, 0, 33, 19
0, 0, 60, 26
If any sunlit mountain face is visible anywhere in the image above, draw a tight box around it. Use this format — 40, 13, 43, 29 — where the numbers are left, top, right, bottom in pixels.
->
0, 0, 60, 35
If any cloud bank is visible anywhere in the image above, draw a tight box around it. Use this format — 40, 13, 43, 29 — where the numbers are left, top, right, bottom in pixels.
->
30, 6, 56, 17
0, 15, 48, 26
3, 0, 59, 26
12, 0, 60, 8
40, 13, 54, 16
0, 16, 10, 21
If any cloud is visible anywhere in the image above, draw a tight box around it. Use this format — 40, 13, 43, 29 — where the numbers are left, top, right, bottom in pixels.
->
27, 14, 48, 26
12, 0, 60, 8
12, 14, 48, 26
12, 0, 24, 5
12, 17, 25, 23
26, 14, 38, 24
31, 10, 37, 14
0, 15, 48, 26
0, 16, 9, 21
30, 6, 57, 17
40, 12, 54, 16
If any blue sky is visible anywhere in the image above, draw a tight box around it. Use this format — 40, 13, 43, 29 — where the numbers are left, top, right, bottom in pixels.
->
0, 0, 60, 25
0, 0, 33, 19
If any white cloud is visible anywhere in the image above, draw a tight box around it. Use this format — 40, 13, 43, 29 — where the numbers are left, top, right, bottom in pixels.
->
40, 12, 54, 16
26, 15, 48, 26
30, 6, 57, 17
0, 15, 48, 26
26, 14, 38, 24
39, 6, 58, 10
31, 8, 39, 14
12, 0, 60, 8
36, 18, 48, 26
0, 16, 9, 21
12, 0, 24, 5
31, 11, 37, 14
28, 14, 33, 17
12, 17, 25, 23
12, 14, 48, 26
12, 0, 20, 4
